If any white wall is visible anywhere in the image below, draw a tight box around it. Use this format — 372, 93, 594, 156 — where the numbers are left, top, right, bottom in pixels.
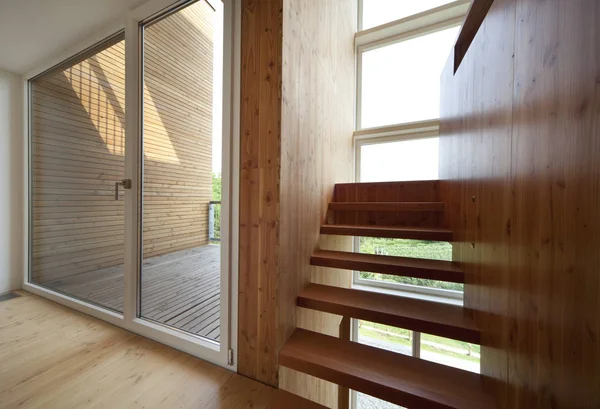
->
0, 69, 22, 294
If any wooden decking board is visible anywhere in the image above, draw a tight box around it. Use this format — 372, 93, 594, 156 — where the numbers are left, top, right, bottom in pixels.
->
311, 249, 464, 283
143, 278, 219, 315
151, 285, 220, 321
298, 284, 480, 344
320, 224, 454, 241
279, 329, 495, 409
181, 303, 221, 332
329, 201, 445, 212
167, 293, 220, 326
45, 245, 221, 340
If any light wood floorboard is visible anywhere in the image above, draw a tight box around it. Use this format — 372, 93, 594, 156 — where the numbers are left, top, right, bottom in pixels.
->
0, 291, 280, 409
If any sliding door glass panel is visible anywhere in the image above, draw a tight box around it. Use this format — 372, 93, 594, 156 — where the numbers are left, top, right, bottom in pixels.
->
361, 0, 454, 30
360, 26, 460, 128
29, 35, 126, 313
140, 0, 223, 342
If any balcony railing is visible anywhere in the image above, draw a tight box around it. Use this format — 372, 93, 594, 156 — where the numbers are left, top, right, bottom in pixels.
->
209, 201, 221, 242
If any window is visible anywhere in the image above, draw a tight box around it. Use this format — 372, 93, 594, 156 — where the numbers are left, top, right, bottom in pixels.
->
352, 2, 471, 407
360, 26, 460, 128
360, 0, 456, 30
358, 137, 440, 182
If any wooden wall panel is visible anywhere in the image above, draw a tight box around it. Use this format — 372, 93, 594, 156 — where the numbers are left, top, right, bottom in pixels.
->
31, 1, 215, 283
237, 0, 356, 395
439, 0, 600, 407
278, 0, 356, 405
238, 0, 283, 386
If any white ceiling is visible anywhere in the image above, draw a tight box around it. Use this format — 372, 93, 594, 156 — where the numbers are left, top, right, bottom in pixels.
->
0, 0, 148, 74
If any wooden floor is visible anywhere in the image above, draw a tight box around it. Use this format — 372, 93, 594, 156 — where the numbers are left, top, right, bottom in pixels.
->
43, 245, 221, 340
0, 291, 294, 409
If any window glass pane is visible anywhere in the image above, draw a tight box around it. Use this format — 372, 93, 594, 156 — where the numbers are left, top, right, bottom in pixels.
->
358, 237, 463, 292
356, 320, 410, 408
29, 36, 126, 313
360, 138, 439, 182
420, 334, 481, 373
360, 26, 460, 128
358, 320, 413, 356
140, 0, 223, 342
361, 0, 456, 30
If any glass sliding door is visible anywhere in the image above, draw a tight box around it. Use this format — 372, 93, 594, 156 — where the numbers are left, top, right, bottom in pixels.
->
139, 0, 224, 342
26, 0, 234, 366
29, 34, 128, 313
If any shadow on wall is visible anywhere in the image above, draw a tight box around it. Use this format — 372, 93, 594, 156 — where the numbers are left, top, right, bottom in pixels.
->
30, 0, 215, 284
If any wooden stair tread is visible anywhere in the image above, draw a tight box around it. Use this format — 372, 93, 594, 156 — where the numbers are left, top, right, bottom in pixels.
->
267, 389, 327, 409
280, 329, 495, 409
320, 224, 453, 241
329, 201, 445, 212
311, 249, 464, 283
298, 284, 479, 344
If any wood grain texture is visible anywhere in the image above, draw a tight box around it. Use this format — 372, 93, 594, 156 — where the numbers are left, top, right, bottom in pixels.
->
333, 181, 442, 227
298, 284, 480, 343
320, 224, 453, 241
311, 249, 464, 283
0, 291, 296, 409
30, 1, 215, 284
440, 0, 600, 407
238, 0, 283, 386
280, 329, 495, 409
277, 0, 356, 405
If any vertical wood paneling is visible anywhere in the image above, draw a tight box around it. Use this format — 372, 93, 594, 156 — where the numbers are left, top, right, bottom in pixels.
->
440, 0, 600, 406
278, 0, 356, 405
238, 0, 283, 386
238, 0, 356, 395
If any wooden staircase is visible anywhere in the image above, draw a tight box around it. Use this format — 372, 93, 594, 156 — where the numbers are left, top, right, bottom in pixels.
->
278, 181, 495, 409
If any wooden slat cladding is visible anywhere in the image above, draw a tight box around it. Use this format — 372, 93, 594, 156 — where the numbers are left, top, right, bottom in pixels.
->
31, 41, 127, 284
439, 0, 600, 407
332, 181, 442, 227
30, 1, 215, 284
142, 0, 214, 259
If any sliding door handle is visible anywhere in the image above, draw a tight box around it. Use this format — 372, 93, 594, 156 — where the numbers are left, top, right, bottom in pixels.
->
114, 179, 132, 200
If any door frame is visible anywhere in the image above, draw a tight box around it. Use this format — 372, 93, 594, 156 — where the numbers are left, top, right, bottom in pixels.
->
21, 0, 240, 370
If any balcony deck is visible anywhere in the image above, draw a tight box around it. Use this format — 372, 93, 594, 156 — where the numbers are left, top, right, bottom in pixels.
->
44, 245, 221, 341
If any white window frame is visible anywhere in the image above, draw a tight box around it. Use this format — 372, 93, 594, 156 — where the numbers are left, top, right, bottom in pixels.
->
351, 3, 471, 407
21, 0, 241, 371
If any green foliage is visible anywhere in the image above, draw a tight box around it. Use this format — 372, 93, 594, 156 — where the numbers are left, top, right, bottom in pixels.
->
211, 173, 221, 241
212, 172, 222, 201
358, 237, 463, 291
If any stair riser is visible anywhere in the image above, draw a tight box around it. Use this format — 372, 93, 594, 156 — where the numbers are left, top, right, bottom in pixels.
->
310, 256, 464, 283
297, 297, 480, 344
